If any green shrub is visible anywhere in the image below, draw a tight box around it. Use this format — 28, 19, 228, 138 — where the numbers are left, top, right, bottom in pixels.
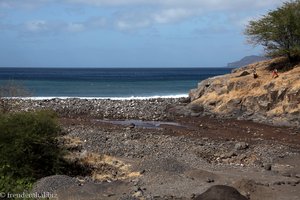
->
245, 0, 300, 62
0, 110, 65, 193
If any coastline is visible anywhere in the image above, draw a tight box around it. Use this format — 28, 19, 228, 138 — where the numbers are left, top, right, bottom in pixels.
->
1, 92, 299, 199
7, 97, 189, 121
10, 94, 189, 100
25, 97, 300, 200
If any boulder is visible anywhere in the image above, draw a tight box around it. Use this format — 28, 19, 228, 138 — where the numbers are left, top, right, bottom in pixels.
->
189, 103, 205, 113
32, 175, 78, 193
238, 71, 250, 77
235, 142, 249, 151
194, 185, 248, 200
188, 58, 300, 127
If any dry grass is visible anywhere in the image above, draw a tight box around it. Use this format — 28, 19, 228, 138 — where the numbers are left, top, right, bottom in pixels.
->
84, 153, 141, 181
267, 106, 285, 116
192, 58, 300, 116
61, 135, 84, 150
62, 136, 140, 181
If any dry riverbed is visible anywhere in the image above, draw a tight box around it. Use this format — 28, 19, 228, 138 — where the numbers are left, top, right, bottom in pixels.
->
20, 98, 300, 200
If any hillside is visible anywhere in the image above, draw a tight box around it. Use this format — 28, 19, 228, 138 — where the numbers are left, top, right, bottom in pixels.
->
227, 55, 267, 68
189, 57, 300, 127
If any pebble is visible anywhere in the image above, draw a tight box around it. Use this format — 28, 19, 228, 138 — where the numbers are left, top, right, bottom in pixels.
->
132, 191, 143, 198
263, 163, 272, 171
206, 178, 215, 183
235, 142, 249, 150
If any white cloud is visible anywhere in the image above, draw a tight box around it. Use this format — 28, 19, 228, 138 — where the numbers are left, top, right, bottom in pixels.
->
20, 20, 86, 36
24, 20, 48, 32
0, 0, 52, 9
111, 8, 194, 31
152, 8, 194, 24
64, 0, 284, 11
66, 23, 85, 32
0, 0, 286, 33
0, 0, 285, 11
115, 19, 151, 30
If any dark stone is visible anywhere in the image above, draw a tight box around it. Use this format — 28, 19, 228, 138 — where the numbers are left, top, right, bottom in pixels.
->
208, 101, 216, 106
128, 123, 135, 129
287, 90, 300, 103
234, 81, 246, 90
31, 175, 78, 193
238, 71, 250, 77
251, 82, 261, 88
277, 88, 288, 101
270, 90, 279, 102
191, 112, 202, 117
263, 163, 272, 171
264, 82, 275, 91
194, 185, 248, 200
206, 178, 215, 183
189, 104, 204, 113
226, 99, 242, 109
179, 97, 191, 104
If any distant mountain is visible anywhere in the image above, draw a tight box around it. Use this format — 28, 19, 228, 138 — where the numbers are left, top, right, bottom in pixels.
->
227, 55, 267, 68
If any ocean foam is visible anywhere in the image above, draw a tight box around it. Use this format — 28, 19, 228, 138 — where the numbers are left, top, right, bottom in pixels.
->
11, 94, 188, 101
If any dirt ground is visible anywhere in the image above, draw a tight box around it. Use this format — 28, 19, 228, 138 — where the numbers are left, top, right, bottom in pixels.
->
38, 114, 300, 200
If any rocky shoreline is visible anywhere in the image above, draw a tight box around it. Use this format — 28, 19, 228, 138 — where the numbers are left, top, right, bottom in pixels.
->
19, 97, 300, 200
189, 58, 300, 128
9, 97, 188, 120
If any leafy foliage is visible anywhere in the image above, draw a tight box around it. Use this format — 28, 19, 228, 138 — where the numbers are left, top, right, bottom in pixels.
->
0, 111, 64, 193
245, 0, 300, 62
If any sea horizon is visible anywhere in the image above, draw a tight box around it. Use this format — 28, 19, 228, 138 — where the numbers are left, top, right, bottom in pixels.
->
0, 67, 231, 98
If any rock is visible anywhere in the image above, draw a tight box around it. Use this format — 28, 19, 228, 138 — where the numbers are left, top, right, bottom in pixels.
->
128, 123, 135, 129
225, 99, 242, 113
273, 181, 285, 185
220, 151, 237, 159
235, 142, 249, 151
281, 172, 292, 177
132, 190, 143, 198
190, 193, 196, 199
227, 82, 235, 92
264, 82, 275, 91
194, 185, 248, 200
188, 58, 300, 128
238, 71, 250, 77
189, 79, 213, 101
263, 163, 272, 171
287, 89, 300, 103
191, 112, 202, 117
277, 88, 288, 101
31, 175, 78, 193
189, 103, 204, 113
206, 178, 215, 183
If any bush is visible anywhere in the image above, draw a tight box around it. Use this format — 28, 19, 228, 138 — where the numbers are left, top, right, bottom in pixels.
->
0, 111, 65, 193
245, 0, 300, 62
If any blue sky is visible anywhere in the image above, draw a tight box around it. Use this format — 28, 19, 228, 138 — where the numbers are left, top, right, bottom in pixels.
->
0, 0, 284, 68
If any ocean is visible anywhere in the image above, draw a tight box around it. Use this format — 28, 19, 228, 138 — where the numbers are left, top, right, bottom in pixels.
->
0, 68, 231, 99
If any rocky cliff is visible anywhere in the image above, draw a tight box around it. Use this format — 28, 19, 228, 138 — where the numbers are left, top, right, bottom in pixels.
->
189, 57, 300, 127
227, 55, 267, 68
